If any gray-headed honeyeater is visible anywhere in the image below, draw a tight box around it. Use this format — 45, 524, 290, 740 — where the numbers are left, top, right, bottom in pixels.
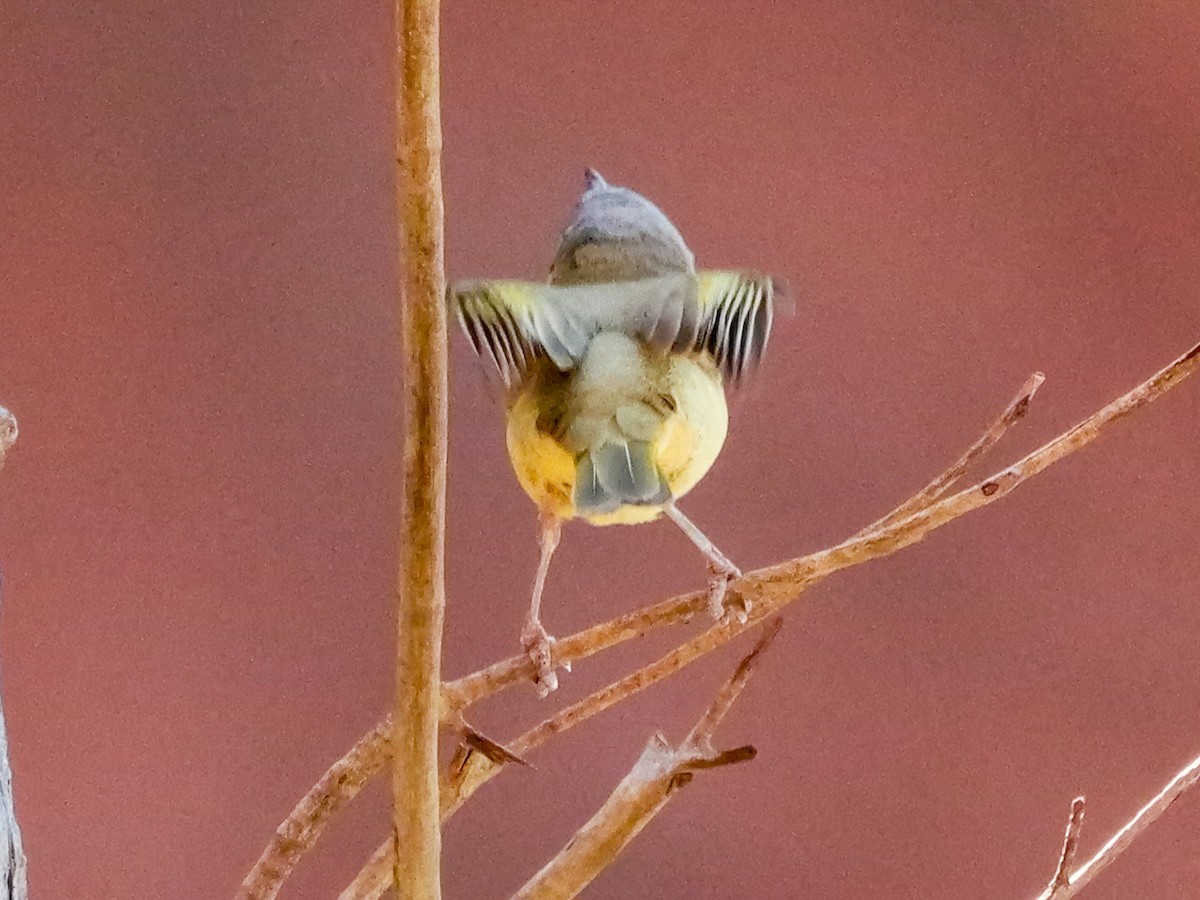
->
449, 170, 777, 695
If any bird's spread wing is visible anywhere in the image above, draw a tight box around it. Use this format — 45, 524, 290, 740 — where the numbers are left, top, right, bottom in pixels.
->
693, 271, 775, 384
450, 272, 774, 387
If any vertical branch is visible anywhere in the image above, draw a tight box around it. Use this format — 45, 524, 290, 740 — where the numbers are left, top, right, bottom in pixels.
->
0, 406, 29, 899
393, 1, 447, 898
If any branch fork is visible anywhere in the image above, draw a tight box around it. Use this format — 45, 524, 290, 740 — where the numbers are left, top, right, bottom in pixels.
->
509, 618, 780, 900
240, 336, 1200, 900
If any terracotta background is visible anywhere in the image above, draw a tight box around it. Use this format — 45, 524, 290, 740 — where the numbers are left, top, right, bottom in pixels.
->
2, 2, 1199, 897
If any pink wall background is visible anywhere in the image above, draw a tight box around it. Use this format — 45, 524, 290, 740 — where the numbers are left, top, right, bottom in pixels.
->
2, 1, 1199, 897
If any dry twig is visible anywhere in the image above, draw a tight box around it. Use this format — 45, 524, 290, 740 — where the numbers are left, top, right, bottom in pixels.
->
262, 340, 1200, 898
510, 619, 780, 900
442, 340, 1194, 716
235, 720, 392, 899
434, 340, 1190, 724
392, 0, 448, 896
1046, 797, 1085, 896
248, 340, 1195, 900
853, 371, 1044, 536
1032, 752, 1200, 900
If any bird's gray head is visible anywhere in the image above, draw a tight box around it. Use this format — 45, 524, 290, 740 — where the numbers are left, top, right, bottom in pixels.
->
549, 169, 695, 286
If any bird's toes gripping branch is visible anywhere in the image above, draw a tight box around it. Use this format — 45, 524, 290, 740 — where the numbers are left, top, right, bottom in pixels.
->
521, 621, 569, 697
706, 560, 750, 624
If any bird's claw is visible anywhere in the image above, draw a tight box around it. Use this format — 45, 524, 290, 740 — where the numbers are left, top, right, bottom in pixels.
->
706, 561, 749, 624
521, 622, 561, 697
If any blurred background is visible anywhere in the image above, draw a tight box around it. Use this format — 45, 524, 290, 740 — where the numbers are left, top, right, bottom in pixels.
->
2, 1, 1199, 897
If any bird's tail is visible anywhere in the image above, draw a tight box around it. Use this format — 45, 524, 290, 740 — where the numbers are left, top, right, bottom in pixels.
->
574, 440, 669, 514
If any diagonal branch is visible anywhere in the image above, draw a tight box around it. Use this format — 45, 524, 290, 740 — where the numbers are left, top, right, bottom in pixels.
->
852, 370, 1044, 537
444, 340, 1196, 715
447, 341, 1200, 795
452, 370, 1048, 713
339, 840, 396, 900
392, 0, 448, 896
1046, 797, 1085, 896
253, 340, 1198, 899
1032, 752, 1200, 900
509, 619, 780, 900
236, 720, 392, 899
340, 622, 782, 899
337, 340, 1199, 897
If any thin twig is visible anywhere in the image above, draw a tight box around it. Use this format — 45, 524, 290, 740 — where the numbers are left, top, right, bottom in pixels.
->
853, 371, 1045, 537
392, 0, 448, 896
339, 841, 394, 900
456, 340, 1200, 779
1047, 797, 1085, 895
337, 340, 1200, 896
440, 369, 1044, 715
236, 720, 392, 899
686, 617, 782, 745
1032, 753, 1200, 900
510, 620, 779, 900
444, 343, 1193, 716
341, 622, 783, 899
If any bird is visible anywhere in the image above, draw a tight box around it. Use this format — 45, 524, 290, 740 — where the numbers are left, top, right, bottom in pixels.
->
449, 169, 777, 695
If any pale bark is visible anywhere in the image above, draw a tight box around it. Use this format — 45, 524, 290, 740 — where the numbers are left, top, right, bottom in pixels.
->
1033, 754, 1200, 899
392, 0, 447, 897
333, 339, 1200, 897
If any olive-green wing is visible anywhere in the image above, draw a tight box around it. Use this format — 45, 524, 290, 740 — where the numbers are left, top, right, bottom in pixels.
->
451, 279, 583, 387
450, 271, 775, 387
693, 271, 775, 384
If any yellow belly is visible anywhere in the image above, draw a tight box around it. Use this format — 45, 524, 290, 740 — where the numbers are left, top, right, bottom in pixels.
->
504, 354, 728, 525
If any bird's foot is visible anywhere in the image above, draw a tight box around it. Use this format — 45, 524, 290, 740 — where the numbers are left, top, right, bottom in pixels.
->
706, 561, 749, 624
521, 621, 566, 697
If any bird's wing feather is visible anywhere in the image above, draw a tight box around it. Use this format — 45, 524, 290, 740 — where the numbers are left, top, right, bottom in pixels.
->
452, 280, 584, 384
694, 271, 774, 384
450, 271, 774, 387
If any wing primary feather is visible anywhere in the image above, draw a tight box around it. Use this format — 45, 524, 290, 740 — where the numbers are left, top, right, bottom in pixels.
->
457, 301, 483, 358
732, 280, 759, 381
476, 319, 509, 386
484, 306, 517, 385
690, 273, 777, 382
723, 279, 743, 379
703, 285, 724, 365
494, 305, 527, 376
733, 278, 755, 379
715, 279, 744, 375
746, 280, 767, 373
496, 305, 521, 367
726, 282, 745, 381
750, 278, 772, 365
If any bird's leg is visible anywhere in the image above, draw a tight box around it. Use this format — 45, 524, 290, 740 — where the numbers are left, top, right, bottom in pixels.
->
663, 502, 747, 623
521, 512, 564, 697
